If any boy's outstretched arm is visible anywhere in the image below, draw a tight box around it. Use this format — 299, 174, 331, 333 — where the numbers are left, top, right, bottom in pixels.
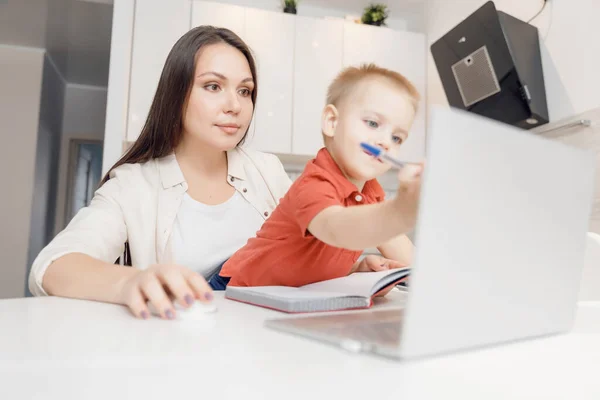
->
308, 201, 412, 250
307, 164, 423, 251
377, 234, 414, 266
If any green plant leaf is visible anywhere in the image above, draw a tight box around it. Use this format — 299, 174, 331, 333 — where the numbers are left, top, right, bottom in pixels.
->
361, 3, 389, 26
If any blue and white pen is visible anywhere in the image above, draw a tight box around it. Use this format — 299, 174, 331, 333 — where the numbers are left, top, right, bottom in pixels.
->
360, 142, 414, 169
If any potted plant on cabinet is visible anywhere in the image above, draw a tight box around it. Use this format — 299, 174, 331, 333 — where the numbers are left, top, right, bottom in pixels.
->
283, 0, 298, 14
361, 4, 389, 26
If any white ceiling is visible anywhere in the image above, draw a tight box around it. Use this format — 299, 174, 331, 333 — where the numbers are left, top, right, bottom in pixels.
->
65, 0, 113, 86
0, 0, 113, 87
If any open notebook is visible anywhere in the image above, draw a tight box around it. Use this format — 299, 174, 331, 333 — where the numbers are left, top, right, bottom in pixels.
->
225, 268, 410, 313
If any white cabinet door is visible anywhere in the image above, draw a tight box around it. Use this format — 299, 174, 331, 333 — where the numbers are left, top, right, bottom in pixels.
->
292, 16, 344, 157
343, 23, 427, 162
191, 1, 245, 38
243, 8, 295, 154
127, 0, 191, 142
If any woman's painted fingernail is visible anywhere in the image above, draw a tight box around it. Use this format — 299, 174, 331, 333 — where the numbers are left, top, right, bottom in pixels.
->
165, 309, 175, 320
141, 311, 149, 320
184, 294, 194, 306
204, 292, 213, 301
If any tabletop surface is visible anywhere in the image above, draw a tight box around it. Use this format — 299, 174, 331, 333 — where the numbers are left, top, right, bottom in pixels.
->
1, 291, 600, 400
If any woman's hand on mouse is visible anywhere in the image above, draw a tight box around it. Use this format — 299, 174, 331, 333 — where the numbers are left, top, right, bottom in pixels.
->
117, 264, 213, 320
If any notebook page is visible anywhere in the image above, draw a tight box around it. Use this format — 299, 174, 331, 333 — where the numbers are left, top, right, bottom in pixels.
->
300, 269, 406, 298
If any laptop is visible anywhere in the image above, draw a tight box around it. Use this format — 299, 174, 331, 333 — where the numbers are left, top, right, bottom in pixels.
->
265, 106, 597, 360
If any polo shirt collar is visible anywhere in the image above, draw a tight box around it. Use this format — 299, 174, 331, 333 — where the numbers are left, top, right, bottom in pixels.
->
313, 148, 385, 202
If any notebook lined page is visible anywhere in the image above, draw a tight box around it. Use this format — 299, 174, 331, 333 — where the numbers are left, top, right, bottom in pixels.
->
300, 270, 401, 298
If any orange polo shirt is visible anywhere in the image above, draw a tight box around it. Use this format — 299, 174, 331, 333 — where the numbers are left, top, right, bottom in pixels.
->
220, 147, 385, 287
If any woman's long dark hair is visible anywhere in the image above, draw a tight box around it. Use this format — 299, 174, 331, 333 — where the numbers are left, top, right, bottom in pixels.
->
101, 26, 258, 184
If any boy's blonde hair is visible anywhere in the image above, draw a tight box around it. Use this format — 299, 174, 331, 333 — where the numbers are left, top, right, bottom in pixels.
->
322, 64, 420, 145
326, 63, 420, 111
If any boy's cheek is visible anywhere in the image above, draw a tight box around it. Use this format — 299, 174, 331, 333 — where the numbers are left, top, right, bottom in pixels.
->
346, 125, 369, 141
380, 163, 393, 174
388, 144, 403, 155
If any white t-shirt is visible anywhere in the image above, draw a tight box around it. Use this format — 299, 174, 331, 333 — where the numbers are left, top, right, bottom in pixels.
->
171, 191, 265, 278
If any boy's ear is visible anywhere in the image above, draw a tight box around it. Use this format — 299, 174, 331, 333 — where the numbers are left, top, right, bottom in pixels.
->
321, 104, 339, 140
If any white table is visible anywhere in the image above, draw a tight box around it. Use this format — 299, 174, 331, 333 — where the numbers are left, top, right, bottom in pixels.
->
1, 292, 600, 400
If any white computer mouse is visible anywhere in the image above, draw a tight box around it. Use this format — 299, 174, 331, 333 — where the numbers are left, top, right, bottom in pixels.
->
148, 300, 217, 320
176, 301, 217, 320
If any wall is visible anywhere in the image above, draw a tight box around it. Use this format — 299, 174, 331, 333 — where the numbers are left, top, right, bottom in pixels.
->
539, 0, 600, 120
0, 0, 48, 48
26, 54, 67, 297
0, 0, 111, 297
426, 0, 600, 123
0, 0, 70, 73
54, 84, 108, 233
0, 45, 45, 299
45, 0, 70, 76
534, 109, 600, 234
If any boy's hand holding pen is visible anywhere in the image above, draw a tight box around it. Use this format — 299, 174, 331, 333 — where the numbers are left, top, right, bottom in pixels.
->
361, 142, 424, 230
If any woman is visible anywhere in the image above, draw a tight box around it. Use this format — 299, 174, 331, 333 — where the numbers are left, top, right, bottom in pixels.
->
29, 26, 292, 320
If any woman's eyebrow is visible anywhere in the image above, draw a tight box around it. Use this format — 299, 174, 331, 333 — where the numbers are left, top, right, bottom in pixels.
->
197, 71, 227, 79
197, 71, 253, 84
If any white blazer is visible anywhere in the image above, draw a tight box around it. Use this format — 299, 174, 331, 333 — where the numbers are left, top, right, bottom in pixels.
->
29, 147, 293, 296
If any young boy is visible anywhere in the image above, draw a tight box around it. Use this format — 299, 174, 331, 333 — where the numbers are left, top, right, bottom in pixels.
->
216, 63, 423, 289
